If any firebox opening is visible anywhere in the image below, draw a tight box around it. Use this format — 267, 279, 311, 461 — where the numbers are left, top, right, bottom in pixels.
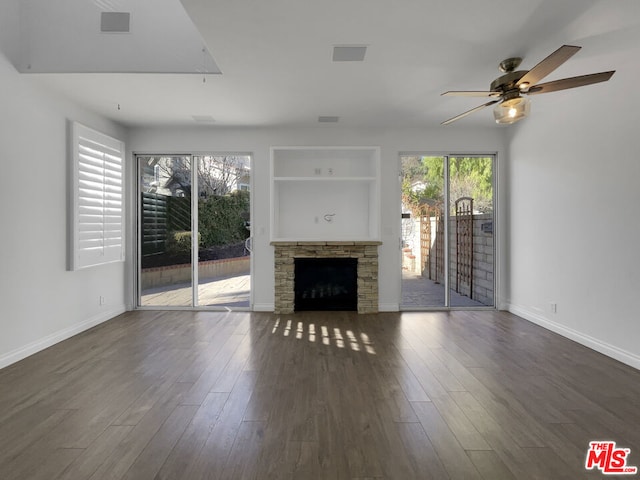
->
294, 258, 358, 311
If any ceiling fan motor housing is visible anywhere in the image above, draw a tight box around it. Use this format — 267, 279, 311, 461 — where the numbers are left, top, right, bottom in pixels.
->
490, 70, 528, 94
498, 57, 522, 73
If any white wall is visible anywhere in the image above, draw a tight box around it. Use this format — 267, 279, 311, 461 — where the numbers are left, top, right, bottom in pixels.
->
0, 50, 128, 368
129, 125, 508, 312
507, 52, 640, 368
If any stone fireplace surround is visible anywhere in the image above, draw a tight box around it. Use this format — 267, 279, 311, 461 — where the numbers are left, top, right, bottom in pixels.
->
272, 241, 381, 314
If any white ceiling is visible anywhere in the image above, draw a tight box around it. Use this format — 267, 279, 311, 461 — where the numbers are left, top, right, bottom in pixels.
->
12, 0, 219, 74
5, 0, 640, 128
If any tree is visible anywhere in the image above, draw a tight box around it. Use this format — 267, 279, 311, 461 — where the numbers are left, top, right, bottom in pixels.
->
197, 155, 249, 196
401, 156, 493, 214
449, 157, 493, 213
401, 156, 444, 215
153, 155, 249, 197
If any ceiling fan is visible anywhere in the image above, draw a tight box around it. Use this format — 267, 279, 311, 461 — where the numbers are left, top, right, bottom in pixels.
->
441, 45, 615, 125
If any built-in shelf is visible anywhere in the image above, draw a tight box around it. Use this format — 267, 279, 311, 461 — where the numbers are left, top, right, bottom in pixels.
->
271, 146, 381, 242
273, 177, 376, 182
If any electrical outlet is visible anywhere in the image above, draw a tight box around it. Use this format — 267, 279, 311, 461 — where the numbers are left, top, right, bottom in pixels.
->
100, 296, 106, 306
550, 302, 557, 314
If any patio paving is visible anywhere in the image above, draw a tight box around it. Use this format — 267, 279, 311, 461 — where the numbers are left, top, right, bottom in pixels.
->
141, 270, 489, 309
141, 273, 250, 308
401, 270, 487, 308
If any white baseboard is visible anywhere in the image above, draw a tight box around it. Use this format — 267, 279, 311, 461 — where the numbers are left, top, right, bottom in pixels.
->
0, 305, 126, 370
378, 303, 400, 312
508, 303, 640, 371
252, 303, 274, 312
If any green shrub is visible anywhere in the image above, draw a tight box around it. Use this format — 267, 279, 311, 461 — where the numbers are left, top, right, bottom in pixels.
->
198, 190, 250, 247
166, 230, 200, 255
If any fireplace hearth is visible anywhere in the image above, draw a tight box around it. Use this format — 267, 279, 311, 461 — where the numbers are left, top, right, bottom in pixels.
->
272, 241, 381, 314
294, 258, 357, 311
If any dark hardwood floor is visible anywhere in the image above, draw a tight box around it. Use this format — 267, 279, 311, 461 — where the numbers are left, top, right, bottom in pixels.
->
1, 310, 639, 479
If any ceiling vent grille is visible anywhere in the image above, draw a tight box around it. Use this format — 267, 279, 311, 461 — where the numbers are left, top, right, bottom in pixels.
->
101, 12, 130, 33
318, 116, 340, 123
332, 46, 367, 62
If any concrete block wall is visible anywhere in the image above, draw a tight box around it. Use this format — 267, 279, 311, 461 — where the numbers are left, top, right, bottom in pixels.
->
404, 213, 494, 305
448, 214, 494, 305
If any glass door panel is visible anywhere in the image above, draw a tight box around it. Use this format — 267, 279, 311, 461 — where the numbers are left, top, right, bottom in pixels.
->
448, 156, 494, 307
139, 156, 193, 306
195, 155, 252, 308
401, 154, 495, 308
400, 155, 446, 307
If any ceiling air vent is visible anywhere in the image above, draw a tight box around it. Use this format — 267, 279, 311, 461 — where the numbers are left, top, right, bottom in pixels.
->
101, 12, 130, 33
318, 116, 340, 123
332, 46, 367, 62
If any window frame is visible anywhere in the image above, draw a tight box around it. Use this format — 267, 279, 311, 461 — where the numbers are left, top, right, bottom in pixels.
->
68, 121, 125, 271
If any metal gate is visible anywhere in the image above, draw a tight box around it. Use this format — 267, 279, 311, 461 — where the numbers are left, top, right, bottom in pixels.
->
455, 197, 473, 297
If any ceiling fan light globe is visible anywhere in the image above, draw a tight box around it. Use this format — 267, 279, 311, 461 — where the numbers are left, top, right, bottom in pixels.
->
494, 97, 531, 124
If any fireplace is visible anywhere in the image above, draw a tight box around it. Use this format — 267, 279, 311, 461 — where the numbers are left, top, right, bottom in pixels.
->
294, 258, 358, 311
272, 241, 381, 314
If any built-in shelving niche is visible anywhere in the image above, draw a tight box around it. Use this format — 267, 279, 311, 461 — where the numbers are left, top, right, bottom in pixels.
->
270, 147, 381, 242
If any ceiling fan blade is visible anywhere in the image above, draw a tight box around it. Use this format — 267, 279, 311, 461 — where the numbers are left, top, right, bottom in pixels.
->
517, 45, 581, 88
441, 100, 500, 125
527, 71, 615, 95
442, 91, 501, 98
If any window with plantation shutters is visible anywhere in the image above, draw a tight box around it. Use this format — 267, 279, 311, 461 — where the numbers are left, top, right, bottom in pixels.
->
69, 122, 125, 270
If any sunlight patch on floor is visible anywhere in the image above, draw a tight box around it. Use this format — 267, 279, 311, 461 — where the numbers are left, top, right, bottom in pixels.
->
271, 318, 376, 354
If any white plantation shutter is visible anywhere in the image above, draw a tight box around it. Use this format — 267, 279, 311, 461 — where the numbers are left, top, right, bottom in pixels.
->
70, 122, 125, 270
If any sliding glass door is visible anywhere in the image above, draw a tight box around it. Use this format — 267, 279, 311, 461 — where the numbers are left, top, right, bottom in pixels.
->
137, 154, 252, 309
447, 156, 494, 307
401, 156, 446, 306
139, 156, 193, 306
195, 155, 251, 308
400, 154, 495, 308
